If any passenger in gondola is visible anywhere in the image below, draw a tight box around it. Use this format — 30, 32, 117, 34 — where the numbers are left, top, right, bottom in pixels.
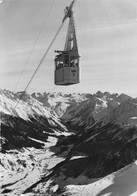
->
59, 63, 63, 69
70, 61, 74, 67
57, 62, 63, 69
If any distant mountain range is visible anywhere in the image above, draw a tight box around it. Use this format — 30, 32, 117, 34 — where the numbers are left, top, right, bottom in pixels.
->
32, 90, 137, 131
32, 91, 88, 117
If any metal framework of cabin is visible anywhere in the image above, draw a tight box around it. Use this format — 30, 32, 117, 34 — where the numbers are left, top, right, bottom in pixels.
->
54, 0, 80, 85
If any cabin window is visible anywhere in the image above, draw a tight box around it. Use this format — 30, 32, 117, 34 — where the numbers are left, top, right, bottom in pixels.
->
56, 61, 63, 69
70, 58, 79, 67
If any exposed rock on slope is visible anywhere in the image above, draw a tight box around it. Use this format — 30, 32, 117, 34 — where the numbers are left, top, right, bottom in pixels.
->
32, 92, 88, 117
61, 92, 133, 132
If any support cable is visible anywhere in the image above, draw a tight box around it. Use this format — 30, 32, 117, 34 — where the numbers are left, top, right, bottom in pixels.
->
23, 23, 64, 93
14, 22, 64, 108
13, 0, 55, 93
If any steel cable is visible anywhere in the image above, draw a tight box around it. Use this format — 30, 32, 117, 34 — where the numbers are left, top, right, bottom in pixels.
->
13, 0, 55, 93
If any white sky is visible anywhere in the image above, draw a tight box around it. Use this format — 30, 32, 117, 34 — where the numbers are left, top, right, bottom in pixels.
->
0, 0, 137, 97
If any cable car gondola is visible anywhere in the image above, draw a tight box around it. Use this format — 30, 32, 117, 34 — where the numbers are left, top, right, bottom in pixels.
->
54, 1, 80, 85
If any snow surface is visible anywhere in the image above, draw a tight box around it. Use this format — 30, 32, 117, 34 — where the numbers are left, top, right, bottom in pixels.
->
0, 91, 50, 120
0, 90, 68, 133
0, 137, 64, 196
63, 162, 137, 196
32, 92, 88, 117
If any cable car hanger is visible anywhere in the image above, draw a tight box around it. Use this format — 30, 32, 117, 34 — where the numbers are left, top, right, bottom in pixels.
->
54, 0, 80, 86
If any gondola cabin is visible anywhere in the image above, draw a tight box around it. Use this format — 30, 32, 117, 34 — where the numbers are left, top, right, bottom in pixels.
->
54, 2, 80, 85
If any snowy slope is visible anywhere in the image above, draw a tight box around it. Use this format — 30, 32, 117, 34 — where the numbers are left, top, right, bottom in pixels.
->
1, 90, 55, 121
61, 92, 134, 131
100, 98, 137, 127
62, 161, 137, 196
0, 89, 67, 133
0, 137, 65, 196
0, 89, 71, 162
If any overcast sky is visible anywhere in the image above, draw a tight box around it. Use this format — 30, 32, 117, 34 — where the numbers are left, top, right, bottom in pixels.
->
0, 0, 137, 97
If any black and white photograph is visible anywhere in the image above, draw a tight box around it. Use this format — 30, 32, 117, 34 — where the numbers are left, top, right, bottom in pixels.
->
0, 0, 137, 195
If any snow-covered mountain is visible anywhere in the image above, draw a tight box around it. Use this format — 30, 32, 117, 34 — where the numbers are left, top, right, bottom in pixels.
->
0, 89, 67, 133
32, 91, 136, 132
61, 91, 136, 131
0, 90, 70, 150
101, 98, 137, 126
32, 92, 88, 117
1, 89, 61, 123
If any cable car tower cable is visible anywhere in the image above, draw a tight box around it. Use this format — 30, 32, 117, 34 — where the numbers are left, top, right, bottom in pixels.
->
13, 0, 55, 93
14, 0, 77, 108
54, 0, 80, 85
